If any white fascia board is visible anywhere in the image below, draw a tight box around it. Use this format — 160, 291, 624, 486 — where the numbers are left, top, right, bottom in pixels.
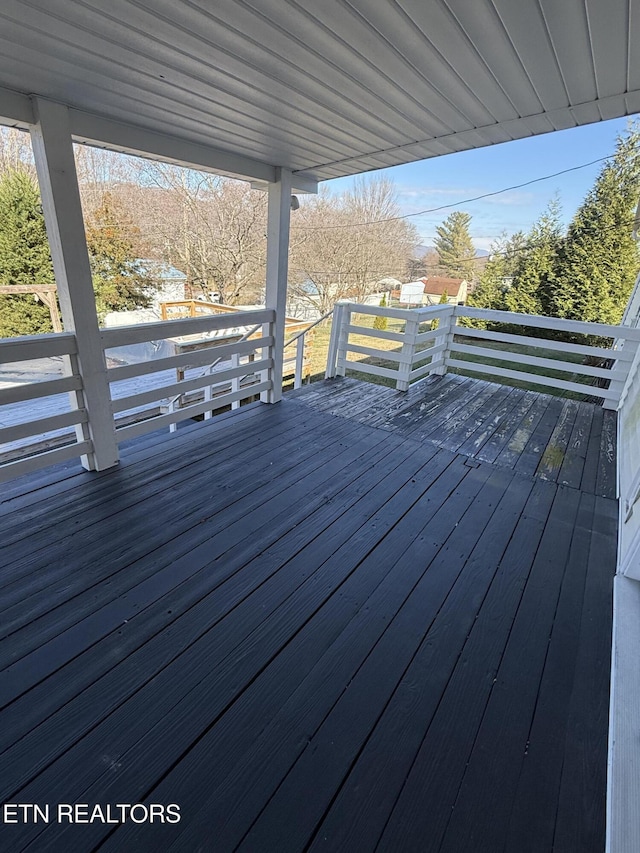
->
67, 106, 277, 184
0, 85, 34, 127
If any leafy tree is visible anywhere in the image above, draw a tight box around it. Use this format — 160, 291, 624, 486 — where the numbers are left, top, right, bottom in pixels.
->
0, 168, 55, 337
505, 199, 563, 316
85, 192, 156, 319
438, 289, 449, 304
551, 124, 640, 324
434, 211, 476, 280
373, 292, 388, 330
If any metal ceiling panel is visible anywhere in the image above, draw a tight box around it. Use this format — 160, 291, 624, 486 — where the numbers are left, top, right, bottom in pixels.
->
0, 0, 636, 183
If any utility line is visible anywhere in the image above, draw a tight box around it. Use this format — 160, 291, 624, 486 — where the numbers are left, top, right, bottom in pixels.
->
290, 155, 615, 230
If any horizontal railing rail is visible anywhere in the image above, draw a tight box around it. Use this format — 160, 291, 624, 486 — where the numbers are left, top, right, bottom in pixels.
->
103, 309, 276, 441
283, 309, 332, 389
0, 308, 277, 480
326, 301, 640, 404
0, 331, 93, 482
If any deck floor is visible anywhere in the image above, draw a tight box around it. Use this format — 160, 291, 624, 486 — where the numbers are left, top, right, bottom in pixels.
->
0, 377, 616, 852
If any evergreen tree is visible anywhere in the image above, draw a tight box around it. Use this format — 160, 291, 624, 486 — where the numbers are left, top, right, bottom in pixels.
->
468, 231, 526, 313
434, 211, 476, 280
506, 199, 563, 316
552, 124, 640, 324
85, 192, 156, 319
0, 169, 55, 337
373, 292, 388, 331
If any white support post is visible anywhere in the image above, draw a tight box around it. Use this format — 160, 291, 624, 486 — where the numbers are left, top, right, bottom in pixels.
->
397, 313, 419, 391
430, 308, 454, 376
261, 167, 292, 403
294, 333, 305, 390
30, 98, 118, 471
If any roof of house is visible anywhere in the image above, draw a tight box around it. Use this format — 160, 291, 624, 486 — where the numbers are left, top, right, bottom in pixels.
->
421, 277, 466, 296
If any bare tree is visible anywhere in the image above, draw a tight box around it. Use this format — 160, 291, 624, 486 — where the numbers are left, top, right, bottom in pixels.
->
126, 161, 267, 304
0, 127, 35, 175
289, 176, 417, 314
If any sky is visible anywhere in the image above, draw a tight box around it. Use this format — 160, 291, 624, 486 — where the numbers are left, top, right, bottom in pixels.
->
324, 115, 638, 253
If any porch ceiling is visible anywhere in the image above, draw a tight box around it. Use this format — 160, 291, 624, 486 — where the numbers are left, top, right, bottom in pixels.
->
0, 0, 639, 183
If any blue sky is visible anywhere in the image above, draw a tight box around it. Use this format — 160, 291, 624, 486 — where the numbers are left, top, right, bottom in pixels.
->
325, 116, 638, 253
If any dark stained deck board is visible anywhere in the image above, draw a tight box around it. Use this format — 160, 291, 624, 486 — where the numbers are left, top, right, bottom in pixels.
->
0, 434, 446, 764
227, 470, 535, 853
0, 415, 382, 654
494, 393, 554, 470
0, 402, 343, 562
375, 482, 580, 853
0, 380, 617, 853
557, 401, 596, 489
2, 443, 467, 851
476, 389, 539, 464
596, 409, 618, 499
305, 476, 556, 853
0, 417, 406, 700
0, 400, 267, 511
59, 460, 499, 853
552, 494, 616, 852
504, 491, 597, 852
435, 486, 588, 853
581, 405, 605, 495
296, 377, 614, 495
535, 398, 581, 482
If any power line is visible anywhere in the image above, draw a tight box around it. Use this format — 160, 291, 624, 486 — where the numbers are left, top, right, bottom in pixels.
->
290, 155, 614, 230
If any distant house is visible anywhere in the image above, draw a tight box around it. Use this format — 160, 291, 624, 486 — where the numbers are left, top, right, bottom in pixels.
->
421, 276, 468, 305
136, 260, 188, 311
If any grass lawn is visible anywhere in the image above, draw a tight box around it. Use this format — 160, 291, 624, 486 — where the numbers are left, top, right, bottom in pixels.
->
284, 312, 605, 402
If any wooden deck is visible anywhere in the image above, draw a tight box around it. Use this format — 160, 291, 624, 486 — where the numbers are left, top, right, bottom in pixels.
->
0, 376, 616, 852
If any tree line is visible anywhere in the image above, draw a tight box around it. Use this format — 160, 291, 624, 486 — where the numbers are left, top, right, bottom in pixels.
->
0, 121, 638, 339
468, 124, 640, 327
0, 129, 418, 336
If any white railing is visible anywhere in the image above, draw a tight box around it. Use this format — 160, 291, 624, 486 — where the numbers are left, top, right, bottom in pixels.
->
284, 308, 334, 390
0, 332, 93, 482
0, 308, 276, 480
326, 302, 640, 407
164, 322, 263, 432
101, 308, 275, 442
326, 302, 454, 391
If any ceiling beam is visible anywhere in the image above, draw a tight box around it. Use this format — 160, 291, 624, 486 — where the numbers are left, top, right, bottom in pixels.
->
0, 86, 318, 190
0, 85, 34, 127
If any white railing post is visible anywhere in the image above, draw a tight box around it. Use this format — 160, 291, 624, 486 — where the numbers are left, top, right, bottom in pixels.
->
429, 306, 454, 376
231, 352, 241, 410
325, 302, 345, 379
203, 366, 213, 420
30, 98, 118, 471
294, 332, 305, 389
606, 337, 639, 410
396, 312, 419, 391
260, 318, 275, 398
335, 303, 352, 377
